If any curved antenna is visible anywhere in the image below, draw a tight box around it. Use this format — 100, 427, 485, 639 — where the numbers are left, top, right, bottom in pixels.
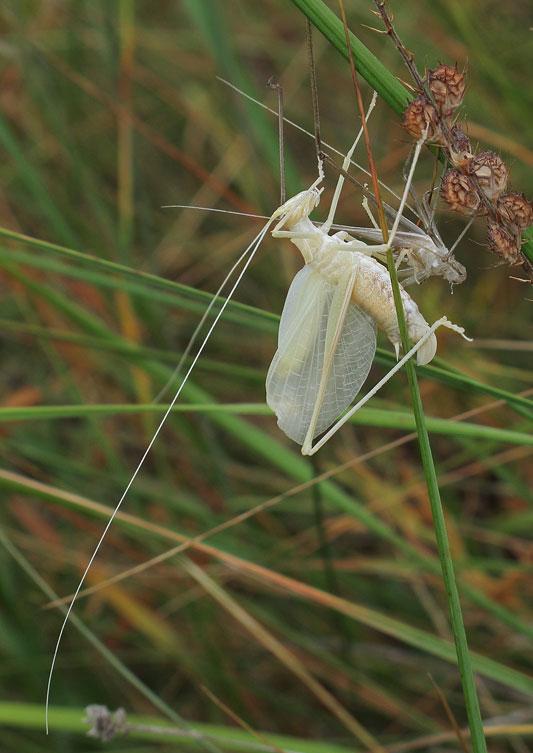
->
306, 19, 323, 167
162, 204, 268, 220
268, 76, 286, 205
163, 203, 380, 237
45, 218, 273, 733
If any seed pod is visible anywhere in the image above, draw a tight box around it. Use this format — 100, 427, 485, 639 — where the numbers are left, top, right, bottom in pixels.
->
427, 64, 466, 117
496, 192, 533, 230
449, 126, 473, 169
403, 96, 443, 144
468, 151, 508, 201
441, 169, 481, 215
487, 222, 522, 264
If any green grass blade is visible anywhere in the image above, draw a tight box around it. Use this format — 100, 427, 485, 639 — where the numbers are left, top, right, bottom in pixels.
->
0, 402, 531, 447
1, 468, 531, 697
386, 225, 487, 749
0, 702, 352, 753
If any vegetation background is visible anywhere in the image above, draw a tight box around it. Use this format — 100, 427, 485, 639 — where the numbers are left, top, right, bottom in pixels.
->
0, 1, 531, 752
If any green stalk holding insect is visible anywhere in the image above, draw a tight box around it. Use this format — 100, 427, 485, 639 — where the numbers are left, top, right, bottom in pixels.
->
289, 1, 495, 751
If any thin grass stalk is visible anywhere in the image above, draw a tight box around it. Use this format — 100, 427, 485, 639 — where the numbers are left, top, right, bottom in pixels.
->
386, 251, 487, 753
331, 3, 487, 750
3, 463, 533, 695
310, 457, 354, 657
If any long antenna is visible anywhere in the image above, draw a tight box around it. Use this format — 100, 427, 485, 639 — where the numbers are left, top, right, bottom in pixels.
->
45, 218, 273, 733
268, 76, 286, 204
217, 76, 407, 207
306, 20, 322, 166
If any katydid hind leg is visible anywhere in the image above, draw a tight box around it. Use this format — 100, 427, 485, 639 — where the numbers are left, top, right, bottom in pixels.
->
307, 316, 467, 455
302, 266, 358, 454
388, 136, 427, 248
322, 92, 378, 234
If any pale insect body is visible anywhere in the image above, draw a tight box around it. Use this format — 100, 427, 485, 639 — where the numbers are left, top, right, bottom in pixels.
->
270, 188, 439, 363
266, 122, 469, 455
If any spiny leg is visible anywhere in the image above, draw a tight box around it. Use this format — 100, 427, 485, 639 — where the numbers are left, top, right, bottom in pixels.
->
449, 214, 475, 254
301, 264, 358, 455
362, 196, 380, 229
322, 91, 378, 234
303, 316, 470, 455
387, 129, 428, 248
271, 229, 319, 240
394, 248, 410, 272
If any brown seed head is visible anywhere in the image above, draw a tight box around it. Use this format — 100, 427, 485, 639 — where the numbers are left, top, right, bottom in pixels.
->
427, 64, 466, 117
487, 222, 522, 264
469, 151, 508, 201
449, 126, 474, 169
496, 192, 533, 230
441, 169, 481, 215
403, 96, 443, 144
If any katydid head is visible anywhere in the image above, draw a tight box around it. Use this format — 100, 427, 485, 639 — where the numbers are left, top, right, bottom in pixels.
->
273, 185, 323, 227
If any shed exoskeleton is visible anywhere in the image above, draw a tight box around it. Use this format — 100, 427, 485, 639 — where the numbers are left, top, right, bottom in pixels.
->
267, 129, 469, 455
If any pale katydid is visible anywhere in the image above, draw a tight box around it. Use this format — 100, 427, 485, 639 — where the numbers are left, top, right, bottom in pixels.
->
45, 91, 470, 727
265, 122, 470, 456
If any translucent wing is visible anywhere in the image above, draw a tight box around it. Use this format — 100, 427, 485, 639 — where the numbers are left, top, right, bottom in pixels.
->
266, 265, 377, 446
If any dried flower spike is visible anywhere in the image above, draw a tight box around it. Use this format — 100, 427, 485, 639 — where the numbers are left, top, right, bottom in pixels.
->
496, 192, 533, 230
469, 151, 508, 201
441, 169, 481, 215
403, 96, 443, 144
427, 64, 466, 117
487, 222, 522, 264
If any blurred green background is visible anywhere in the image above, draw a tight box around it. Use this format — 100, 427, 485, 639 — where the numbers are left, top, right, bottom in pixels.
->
0, 1, 531, 752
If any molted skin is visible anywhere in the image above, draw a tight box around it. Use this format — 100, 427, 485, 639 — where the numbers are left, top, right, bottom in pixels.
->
274, 193, 437, 365
346, 224, 467, 285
